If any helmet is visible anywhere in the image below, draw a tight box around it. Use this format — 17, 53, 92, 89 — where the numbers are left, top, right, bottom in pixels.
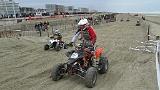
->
55, 29, 60, 34
78, 18, 88, 26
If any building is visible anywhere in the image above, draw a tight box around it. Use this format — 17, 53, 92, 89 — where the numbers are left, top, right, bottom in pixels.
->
19, 7, 34, 14
0, 0, 6, 16
0, 0, 20, 17
56, 5, 65, 14
78, 7, 89, 13
45, 4, 56, 15
19, 7, 34, 17
90, 9, 98, 13
65, 6, 74, 14
34, 8, 46, 16
34, 8, 46, 13
73, 9, 78, 13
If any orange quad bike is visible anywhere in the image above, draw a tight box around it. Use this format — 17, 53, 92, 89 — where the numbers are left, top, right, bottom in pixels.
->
51, 43, 108, 88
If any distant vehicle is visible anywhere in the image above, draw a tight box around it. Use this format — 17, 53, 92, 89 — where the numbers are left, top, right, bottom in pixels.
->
109, 15, 116, 22
104, 14, 116, 22
44, 36, 68, 51
35, 12, 42, 17
136, 20, 140, 26
134, 14, 138, 16
13, 15, 16, 18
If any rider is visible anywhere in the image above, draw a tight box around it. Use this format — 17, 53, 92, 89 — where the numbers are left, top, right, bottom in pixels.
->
69, 18, 97, 47
54, 29, 63, 43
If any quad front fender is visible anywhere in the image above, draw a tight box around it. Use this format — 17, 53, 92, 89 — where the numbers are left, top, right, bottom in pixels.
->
95, 47, 104, 59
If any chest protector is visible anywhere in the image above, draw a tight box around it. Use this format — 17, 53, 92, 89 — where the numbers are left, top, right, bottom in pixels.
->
81, 29, 91, 40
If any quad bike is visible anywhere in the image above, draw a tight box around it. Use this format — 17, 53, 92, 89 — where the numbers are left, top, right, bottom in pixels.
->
126, 18, 130, 22
51, 43, 108, 88
120, 18, 123, 22
44, 36, 68, 51
136, 20, 141, 26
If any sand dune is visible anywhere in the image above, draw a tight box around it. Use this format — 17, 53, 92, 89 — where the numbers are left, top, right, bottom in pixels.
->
0, 14, 158, 90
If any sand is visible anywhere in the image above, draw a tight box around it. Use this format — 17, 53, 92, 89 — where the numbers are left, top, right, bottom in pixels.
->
0, 13, 159, 90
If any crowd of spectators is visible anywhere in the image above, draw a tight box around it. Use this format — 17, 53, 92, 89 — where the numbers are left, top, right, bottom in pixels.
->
35, 21, 50, 31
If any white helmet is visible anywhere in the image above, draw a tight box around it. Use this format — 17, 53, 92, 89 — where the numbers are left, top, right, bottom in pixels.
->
78, 18, 88, 26
55, 29, 60, 34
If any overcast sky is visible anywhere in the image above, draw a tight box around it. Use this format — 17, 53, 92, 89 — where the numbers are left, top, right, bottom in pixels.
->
14, 0, 160, 13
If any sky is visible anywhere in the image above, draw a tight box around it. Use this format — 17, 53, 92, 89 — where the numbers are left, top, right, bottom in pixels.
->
14, 0, 160, 13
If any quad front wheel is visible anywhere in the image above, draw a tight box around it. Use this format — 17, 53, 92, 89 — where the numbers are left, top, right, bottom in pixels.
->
51, 63, 66, 81
84, 67, 97, 88
44, 44, 49, 51
98, 57, 108, 74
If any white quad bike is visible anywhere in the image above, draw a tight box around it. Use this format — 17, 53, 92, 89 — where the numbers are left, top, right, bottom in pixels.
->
44, 36, 68, 51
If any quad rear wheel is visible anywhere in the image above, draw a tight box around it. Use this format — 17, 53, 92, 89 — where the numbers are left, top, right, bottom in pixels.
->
64, 43, 68, 49
56, 45, 61, 52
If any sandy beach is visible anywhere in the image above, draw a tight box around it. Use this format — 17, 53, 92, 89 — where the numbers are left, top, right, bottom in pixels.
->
0, 13, 159, 90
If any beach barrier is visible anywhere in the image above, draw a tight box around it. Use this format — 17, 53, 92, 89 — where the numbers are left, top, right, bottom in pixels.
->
147, 25, 151, 41
0, 19, 77, 38
0, 15, 112, 38
129, 40, 156, 53
156, 41, 160, 90
0, 30, 22, 38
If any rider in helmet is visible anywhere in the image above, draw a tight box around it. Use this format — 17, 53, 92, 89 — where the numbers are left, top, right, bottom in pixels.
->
54, 29, 63, 43
69, 18, 97, 47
